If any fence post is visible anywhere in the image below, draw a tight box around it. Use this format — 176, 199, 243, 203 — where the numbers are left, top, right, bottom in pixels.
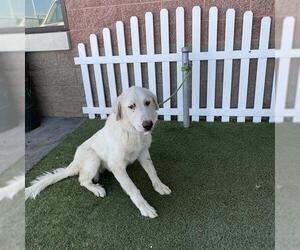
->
182, 47, 191, 127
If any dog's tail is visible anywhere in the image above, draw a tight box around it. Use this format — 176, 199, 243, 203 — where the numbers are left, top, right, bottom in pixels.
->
25, 161, 78, 200
0, 175, 25, 201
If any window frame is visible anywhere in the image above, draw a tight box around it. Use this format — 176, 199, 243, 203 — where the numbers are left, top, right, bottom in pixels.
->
25, 0, 69, 34
0, 27, 24, 34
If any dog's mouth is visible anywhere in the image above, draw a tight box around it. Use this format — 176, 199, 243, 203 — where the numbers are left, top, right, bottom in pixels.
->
140, 126, 152, 135
133, 125, 152, 135
143, 129, 152, 135
134, 123, 154, 135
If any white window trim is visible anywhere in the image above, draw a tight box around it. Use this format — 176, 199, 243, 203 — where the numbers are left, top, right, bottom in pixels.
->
25, 31, 70, 52
0, 33, 25, 52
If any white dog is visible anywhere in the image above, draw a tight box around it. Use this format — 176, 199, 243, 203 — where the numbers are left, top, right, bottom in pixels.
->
0, 175, 24, 201
25, 86, 171, 218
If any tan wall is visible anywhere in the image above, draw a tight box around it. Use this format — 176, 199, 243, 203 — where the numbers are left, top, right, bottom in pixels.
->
27, 0, 275, 117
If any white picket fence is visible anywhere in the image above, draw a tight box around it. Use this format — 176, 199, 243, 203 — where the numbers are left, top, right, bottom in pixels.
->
74, 6, 300, 123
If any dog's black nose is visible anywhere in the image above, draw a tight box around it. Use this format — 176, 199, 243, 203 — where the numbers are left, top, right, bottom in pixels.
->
142, 120, 153, 131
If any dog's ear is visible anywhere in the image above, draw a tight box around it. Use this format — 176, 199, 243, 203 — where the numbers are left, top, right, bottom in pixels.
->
152, 96, 159, 110
112, 97, 122, 120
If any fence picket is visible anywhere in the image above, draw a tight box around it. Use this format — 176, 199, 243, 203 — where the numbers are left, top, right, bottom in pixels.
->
293, 67, 300, 122
269, 71, 276, 123
78, 43, 95, 119
275, 17, 294, 122
131, 16, 143, 87
103, 28, 118, 107
160, 9, 171, 121
176, 7, 185, 121
116, 21, 130, 92
191, 6, 201, 121
207, 7, 218, 122
253, 17, 271, 123
237, 11, 253, 122
221, 9, 235, 122
90, 34, 107, 119
145, 12, 157, 96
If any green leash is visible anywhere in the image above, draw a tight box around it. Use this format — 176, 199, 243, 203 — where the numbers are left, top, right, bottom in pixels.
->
158, 65, 191, 107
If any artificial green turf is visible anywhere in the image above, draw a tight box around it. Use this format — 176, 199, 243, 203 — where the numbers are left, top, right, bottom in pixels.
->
26, 120, 274, 249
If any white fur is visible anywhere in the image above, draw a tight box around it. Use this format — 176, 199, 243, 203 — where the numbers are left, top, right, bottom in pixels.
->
25, 86, 171, 218
0, 175, 24, 201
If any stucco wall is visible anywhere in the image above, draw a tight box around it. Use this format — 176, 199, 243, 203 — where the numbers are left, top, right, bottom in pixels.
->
26, 0, 275, 117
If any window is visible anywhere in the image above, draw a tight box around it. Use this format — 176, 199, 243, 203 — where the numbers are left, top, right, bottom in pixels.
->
0, 0, 70, 51
25, 0, 68, 33
0, 0, 24, 33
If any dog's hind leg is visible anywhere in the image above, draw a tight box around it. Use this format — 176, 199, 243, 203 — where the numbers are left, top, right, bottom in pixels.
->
78, 151, 106, 198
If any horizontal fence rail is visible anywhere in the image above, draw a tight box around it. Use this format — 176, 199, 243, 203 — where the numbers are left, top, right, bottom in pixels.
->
75, 6, 300, 123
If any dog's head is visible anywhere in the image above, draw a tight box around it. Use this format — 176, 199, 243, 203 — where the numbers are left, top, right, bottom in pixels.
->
112, 86, 159, 135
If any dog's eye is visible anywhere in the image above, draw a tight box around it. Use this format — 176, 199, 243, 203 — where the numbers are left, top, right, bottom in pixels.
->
128, 104, 136, 109
145, 101, 151, 106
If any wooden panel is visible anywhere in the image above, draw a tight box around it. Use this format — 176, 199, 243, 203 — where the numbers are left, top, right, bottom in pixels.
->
116, 21, 130, 92
145, 12, 157, 96
176, 7, 185, 121
90, 34, 107, 119
253, 17, 271, 123
221, 9, 235, 122
75, 49, 282, 65
275, 17, 294, 122
207, 7, 218, 122
130, 16, 143, 87
103, 28, 118, 107
160, 9, 171, 121
191, 6, 201, 122
293, 67, 300, 122
78, 43, 95, 119
237, 11, 253, 123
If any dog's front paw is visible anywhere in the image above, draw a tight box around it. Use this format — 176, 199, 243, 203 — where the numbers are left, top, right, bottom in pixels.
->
90, 184, 106, 198
153, 181, 171, 195
138, 200, 158, 218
